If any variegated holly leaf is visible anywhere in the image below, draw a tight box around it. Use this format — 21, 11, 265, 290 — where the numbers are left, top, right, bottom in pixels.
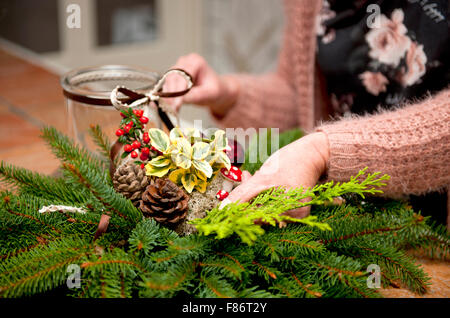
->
173, 137, 192, 156
148, 156, 171, 167
195, 168, 207, 181
181, 173, 197, 193
145, 164, 171, 178
192, 142, 210, 161
184, 127, 202, 143
213, 150, 231, 170
168, 168, 186, 185
148, 128, 170, 153
194, 177, 208, 193
169, 127, 184, 141
193, 159, 212, 178
184, 127, 201, 139
175, 153, 192, 170
211, 130, 228, 151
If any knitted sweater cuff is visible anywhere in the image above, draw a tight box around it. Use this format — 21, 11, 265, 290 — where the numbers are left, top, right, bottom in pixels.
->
315, 89, 450, 198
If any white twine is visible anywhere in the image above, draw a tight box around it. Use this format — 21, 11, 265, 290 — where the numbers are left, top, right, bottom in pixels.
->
38, 205, 87, 214
109, 69, 193, 127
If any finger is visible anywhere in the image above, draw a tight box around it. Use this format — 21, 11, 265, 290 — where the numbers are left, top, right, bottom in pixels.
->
182, 85, 218, 105
227, 176, 272, 204
282, 206, 311, 220
171, 54, 204, 80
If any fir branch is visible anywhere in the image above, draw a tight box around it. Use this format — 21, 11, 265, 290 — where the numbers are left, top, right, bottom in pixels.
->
139, 263, 196, 297
80, 258, 148, 273
357, 244, 430, 294
0, 161, 89, 203
198, 275, 235, 298
319, 225, 405, 245
252, 260, 278, 280
291, 272, 323, 297
0, 236, 92, 297
88, 124, 113, 163
62, 162, 141, 223
41, 126, 108, 174
128, 218, 179, 257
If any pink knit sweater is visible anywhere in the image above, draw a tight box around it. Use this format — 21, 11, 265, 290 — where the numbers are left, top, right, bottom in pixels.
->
216, 0, 450, 213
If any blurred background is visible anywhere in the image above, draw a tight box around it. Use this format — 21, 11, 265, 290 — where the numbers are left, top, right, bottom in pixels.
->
0, 0, 284, 174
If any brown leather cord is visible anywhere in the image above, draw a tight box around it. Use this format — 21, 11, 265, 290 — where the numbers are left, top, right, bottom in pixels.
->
93, 214, 111, 241
63, 68, 193, 105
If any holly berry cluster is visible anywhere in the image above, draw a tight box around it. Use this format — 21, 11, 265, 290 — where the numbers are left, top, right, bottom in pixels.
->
115, 108, 158, 166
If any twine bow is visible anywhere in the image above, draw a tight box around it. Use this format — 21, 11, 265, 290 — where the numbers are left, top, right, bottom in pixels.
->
110, 68, 194, 130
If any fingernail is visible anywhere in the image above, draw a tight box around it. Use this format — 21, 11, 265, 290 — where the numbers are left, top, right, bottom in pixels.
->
219, 198, 231, 210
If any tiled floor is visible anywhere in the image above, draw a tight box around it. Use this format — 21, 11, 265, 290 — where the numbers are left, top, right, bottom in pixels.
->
0, 48, 448, 298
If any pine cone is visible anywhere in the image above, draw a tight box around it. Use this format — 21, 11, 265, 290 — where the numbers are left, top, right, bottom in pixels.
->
113, 162, 149, 205
139, 178, 189, 225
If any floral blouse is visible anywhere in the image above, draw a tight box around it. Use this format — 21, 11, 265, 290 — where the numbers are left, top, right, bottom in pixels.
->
316, 0, 449, 116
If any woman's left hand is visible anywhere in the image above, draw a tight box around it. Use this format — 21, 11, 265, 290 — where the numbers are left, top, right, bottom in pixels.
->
224, 132, 330, 219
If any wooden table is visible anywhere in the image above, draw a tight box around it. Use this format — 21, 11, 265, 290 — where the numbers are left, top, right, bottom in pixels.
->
0, 48, 448, 298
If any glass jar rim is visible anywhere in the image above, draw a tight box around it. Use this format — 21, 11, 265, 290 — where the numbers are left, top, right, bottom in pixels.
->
60, 64, 160, 106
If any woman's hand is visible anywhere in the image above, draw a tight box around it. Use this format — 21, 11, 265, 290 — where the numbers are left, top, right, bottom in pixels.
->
225, 132, 330, 219
163, 53, 239, 117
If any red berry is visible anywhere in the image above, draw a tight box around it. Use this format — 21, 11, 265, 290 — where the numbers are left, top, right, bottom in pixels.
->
133, 109, 144, 117
140, 116, 149, 124
115, 129, 124, 136
141, 147, 150, 154
128, 121, 134, 126
132, 140, 141, 149
130, 151, 138, 159
140, 163, 145, 169
120, 112, 126, 118
140, 152, 149, 161
143, 132, 150, 144
123, 125, 131, 133
151, 146, 163, 156
124, 144, 132, 152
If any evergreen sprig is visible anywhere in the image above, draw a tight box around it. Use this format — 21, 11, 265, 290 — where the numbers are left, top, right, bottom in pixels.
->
88, 124, 113, 164
191, 168, 390, 245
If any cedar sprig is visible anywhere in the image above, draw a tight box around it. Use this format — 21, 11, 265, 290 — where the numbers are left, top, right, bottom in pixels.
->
191, 168, 389, 245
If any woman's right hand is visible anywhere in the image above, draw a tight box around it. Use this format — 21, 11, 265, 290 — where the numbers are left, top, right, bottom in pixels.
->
163, 53, 240, 117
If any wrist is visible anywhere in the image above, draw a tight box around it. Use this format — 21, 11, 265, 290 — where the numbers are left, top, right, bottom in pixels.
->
298, 132, 330, 179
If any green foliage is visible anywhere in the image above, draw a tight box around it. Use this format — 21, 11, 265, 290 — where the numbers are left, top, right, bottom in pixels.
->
0, 127, 447, 299
88, 124, 113, 164
0, 236, 93, 297
145, 128, 230, 193
192, 168, 390, 245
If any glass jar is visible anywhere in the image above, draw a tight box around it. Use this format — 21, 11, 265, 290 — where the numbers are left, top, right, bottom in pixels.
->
60, 65, 160, 153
